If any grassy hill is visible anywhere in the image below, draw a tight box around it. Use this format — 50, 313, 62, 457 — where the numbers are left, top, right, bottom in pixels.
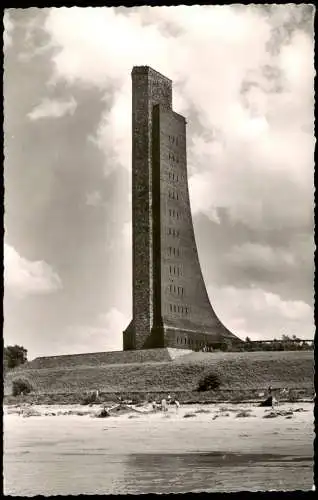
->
4, 350, 314, 404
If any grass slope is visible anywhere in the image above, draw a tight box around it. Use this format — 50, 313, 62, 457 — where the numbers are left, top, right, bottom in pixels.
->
24, 348, 193, 370
4, 351, 313, 399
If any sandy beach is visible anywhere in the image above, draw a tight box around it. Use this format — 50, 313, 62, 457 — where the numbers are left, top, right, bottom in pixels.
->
4, 402, 314, 495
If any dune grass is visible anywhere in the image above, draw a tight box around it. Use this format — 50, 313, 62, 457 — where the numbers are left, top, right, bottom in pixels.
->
4, 351, 313, 404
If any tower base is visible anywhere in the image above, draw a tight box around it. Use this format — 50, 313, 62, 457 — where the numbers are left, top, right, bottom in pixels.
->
123, 320, 241, 351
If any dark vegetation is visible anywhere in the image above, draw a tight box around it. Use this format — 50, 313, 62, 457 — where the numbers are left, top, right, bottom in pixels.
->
197, 371, 221, 392
4, 345, 28, 371
239, 335, 313, 352
199, 335, 313, 353
12, 378, 33, 397
287, 389, 300, 403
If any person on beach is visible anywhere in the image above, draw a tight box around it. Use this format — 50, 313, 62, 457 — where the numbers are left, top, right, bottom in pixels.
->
174, 400, 180, 413
268, 386, 278, 409
152, 401, 158, 412
161, 398, 168, 412
167, 394, 171, 405
280, 387, 288, 395
259, 386, 278, 408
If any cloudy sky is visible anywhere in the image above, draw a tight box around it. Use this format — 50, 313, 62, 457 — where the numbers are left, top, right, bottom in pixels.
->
3, 6, 315, 359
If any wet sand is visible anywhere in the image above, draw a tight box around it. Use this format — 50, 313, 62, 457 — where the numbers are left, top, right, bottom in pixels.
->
4, 402, 314, 495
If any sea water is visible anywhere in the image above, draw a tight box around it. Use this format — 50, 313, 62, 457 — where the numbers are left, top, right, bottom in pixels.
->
4, 449, 313, 495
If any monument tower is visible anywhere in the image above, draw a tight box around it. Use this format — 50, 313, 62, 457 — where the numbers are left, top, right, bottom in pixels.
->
123, 66, 239, 350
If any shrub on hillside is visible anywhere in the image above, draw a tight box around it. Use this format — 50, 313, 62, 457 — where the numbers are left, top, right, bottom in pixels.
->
288, 389, 299, 403
4, 345, 28, 370
197, 372, 221, 392
12, 379, 33, 397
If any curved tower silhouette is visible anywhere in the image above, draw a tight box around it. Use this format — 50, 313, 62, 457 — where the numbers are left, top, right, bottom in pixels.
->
123, 66, 239, 350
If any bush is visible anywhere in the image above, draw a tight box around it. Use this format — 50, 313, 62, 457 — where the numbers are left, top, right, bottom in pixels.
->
12, 379, 33, 397
288, 389, 299, 403
4, 345, 28, 370
197, 372, 221, 392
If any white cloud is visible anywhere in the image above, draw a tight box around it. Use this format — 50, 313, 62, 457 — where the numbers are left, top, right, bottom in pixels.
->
96, 308, 127, 350
4, 243, 62, 297
208, 284, 314, 340
3, 10, 14, 49
226, 242, 296, 270
24, 6, 313, 345
93, 83, 132, 173
42, 6, 314, 233
58, 307, 127, 355
28, 97, 77, 121
121, 221, 132, 248
85, 190, 103, 207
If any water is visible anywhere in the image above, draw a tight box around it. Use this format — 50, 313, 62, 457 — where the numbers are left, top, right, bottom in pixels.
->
4, 450, 313, 495
4, 403, 314, 495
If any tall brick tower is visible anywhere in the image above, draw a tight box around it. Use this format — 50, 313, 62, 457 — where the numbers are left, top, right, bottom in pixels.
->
123, 66, 239, 351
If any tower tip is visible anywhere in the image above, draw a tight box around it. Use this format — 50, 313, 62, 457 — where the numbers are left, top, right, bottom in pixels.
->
131, 66, 172, 82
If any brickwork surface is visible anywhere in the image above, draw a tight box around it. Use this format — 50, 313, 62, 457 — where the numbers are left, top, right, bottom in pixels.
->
124, 66, 240, 350
125, 67, 173, 350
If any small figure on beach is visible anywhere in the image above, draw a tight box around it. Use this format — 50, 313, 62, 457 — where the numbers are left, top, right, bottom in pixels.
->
259, 386, 278, 408
167, 394, 172, 405
151, 401, 158, 412
161, 398, 168, 412
268, 386, 278, 409
174, 400, 180, 412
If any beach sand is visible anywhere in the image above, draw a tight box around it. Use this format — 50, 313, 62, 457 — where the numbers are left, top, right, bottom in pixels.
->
4, 402, 314, 495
